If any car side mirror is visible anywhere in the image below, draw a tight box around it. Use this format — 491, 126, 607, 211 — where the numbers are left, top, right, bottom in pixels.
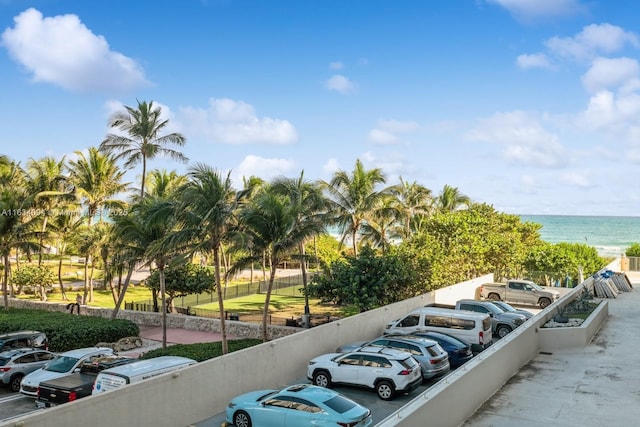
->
74, 367, 81, 373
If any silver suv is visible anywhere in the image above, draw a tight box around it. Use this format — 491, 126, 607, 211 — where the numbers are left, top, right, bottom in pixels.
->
307, 346, 423, 400
0, 348, 58, 392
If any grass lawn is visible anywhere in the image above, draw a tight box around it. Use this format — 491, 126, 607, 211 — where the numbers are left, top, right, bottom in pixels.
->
15, 285, 153, 308
195, 293, 357, 318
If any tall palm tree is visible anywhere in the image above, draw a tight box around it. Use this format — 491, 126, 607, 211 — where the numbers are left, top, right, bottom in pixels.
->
99, 100, 187, 197
49, 204, 84, 301
67, 147, 128, 224
435, 185, 471, 213
143, 169, 187, 200
25, 156, 73, 265
390, 177, 433, 238
322, 159, 389, 256
270, 172, 326, 323
360, 194, 401, 254
165, 164, 242, 354
232, 187, 325, 342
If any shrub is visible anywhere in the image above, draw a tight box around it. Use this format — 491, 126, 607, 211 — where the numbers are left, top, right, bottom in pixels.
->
626, 243, 640, 257
0, 308, 139, 352
139, 339, 262, 362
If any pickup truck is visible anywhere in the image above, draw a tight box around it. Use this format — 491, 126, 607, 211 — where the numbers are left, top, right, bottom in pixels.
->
428, 300, 527, 338
479, 279, 560, 308
36, 355, 136, 408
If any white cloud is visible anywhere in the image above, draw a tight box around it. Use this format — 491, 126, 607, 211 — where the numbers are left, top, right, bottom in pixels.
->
580, 90, 640, 131
329, 61, 343, 70
545, 23, 639, 62
1, 8, 149, 93
516, 53, 553, 70
323, 158, 340, 175
486, 0, 585, 21
326, 74, 355, 93
367, 119, 420, 144
465, 111, 566, 168
179, 98, 298, 144
560, 171, 591, 187
233, 155, 296, 183
581, 57, 639, 93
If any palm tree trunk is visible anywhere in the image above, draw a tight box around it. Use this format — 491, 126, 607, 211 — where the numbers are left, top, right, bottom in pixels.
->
352, 228, 358, 256
299, 242, 310, 324
111, 262, 135, 320
262, 261, 278, 342
38, 216, 48, 266
89, 256, 94, 302
159, 265, 167, 349
83, 255, 89, 304
2, 254, 8, 309
141, 155, 147, 198
58, 258, 67, 300
213, 246, 228, 354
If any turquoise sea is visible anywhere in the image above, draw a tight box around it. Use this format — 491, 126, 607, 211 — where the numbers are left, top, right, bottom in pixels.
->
520, 215, 640, 257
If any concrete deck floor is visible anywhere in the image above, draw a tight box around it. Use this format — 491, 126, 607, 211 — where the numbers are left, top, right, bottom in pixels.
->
463, 272, 640, 427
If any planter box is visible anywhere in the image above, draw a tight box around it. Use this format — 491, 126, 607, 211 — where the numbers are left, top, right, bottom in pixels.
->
538, 300, 608, 352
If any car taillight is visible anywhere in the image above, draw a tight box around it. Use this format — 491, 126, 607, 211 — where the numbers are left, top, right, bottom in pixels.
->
0, 367, 11, 372
68, 391, 77, 402
430, 358, 443, 365
398, 369, 412, 375
36, 387, 40, 397
479, 331, 484, 345
337, 422, 357, 427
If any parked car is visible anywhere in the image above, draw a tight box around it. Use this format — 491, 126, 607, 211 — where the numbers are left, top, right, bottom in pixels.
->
398, 332, 474, 369
20, 347, 114, 397
452, 300, 527, 338
36, 355, 137, 407
479, 279, 560, 308
225, 384, 373, 427
0, 331, 49, 352
307, 346, 422, 400
491, 300, 534, 320
0, 348, 58, 392
336, 335, 450, 380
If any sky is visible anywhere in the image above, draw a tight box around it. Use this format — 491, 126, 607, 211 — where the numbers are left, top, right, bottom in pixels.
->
1, 0, 640, 216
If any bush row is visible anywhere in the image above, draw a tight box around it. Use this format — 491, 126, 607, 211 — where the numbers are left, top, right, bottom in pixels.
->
0, 308, 139, 352
140, 339, 262, 362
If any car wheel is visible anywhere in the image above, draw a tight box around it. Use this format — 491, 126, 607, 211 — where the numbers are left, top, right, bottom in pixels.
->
539, 298, 551, 309
496, 325, 512, 338
313, 370, 332, 388
376, 380, 395, 400
233, 410, 252, 427
9, 374, 23, 393
488, 293, 501, 301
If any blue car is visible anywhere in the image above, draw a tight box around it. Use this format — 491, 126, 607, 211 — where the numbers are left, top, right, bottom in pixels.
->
225, 384, 372, 427
404, 331, 474, 369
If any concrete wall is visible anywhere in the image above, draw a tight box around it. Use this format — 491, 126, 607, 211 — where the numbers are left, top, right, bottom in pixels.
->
1, 275, 490, 427
538, 300, 608, 352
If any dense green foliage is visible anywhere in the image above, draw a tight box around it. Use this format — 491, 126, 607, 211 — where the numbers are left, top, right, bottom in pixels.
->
0, 308, 139, 352
307, 246, 420, 311
524, 242, 605, 285
626, 243, 640, 257
139, 339, 262, 361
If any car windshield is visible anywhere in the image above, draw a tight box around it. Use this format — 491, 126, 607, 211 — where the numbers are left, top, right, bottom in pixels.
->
528, 282, 544, 291
44, 356, 79, 373
0, 357, 9, 366
257, 391, 279, 402
486, 304, 504, 315
323, 395, 357, 413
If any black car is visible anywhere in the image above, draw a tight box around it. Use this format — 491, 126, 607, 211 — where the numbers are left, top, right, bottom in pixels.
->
402, 331, 474, 369
0, 331, 49, 352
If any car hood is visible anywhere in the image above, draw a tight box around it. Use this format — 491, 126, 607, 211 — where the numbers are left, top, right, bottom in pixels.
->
21, 368, 68, 388
310, 353, 341, 364
230, 389, 277, 407
496, 312, 527, 322
336, 341, 368, 353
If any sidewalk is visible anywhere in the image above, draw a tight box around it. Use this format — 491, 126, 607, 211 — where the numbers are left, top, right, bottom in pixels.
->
464, 272, 640, 427
121, 326, 231, 358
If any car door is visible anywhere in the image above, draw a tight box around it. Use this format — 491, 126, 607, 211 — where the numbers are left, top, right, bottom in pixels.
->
394, 314, 421, 334
333, 354, 362, 384
359, 355, 389, 387
283, 396, 322, 426
255, 396, 293, 426
507, 282, 525, 304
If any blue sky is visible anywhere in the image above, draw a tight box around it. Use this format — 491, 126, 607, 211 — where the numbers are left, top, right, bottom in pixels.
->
2, 0, 640, 216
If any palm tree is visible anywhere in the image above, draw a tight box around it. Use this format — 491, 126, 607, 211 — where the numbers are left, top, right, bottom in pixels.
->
435, 185, 471, 213
390, 177, 433, 238
270, 172, 326, 324
25, 156, 73, 265
232, 187, 325, 342
49, 204, 84, 300
67, 147, 128, 224
360, 194, 401, 254
322, 159, 389, 256
99, 100, 187, 197
165, 164, 242, 354
143, 169, 187, 200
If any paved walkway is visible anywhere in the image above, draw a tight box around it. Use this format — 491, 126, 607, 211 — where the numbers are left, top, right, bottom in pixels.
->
120, 326, 230, 358
464, 272, 640, 427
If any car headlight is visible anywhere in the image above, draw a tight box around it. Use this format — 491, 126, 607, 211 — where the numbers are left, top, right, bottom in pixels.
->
308, 361, 316, 366
514, 318, 523, 325
227, 402, 236, 409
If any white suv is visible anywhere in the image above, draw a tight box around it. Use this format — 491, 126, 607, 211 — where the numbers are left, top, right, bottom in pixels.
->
307, 346, 422, 400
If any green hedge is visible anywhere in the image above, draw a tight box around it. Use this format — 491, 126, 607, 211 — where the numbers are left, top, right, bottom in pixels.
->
140, 339, 262, 362
0, 308, 139, 352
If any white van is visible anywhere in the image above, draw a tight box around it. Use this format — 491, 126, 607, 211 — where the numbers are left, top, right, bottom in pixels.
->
92, 356, 196, 395
384, 307, 493, 353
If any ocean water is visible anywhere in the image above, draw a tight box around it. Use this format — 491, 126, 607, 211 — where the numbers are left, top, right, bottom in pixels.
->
520, 215, 640, 257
